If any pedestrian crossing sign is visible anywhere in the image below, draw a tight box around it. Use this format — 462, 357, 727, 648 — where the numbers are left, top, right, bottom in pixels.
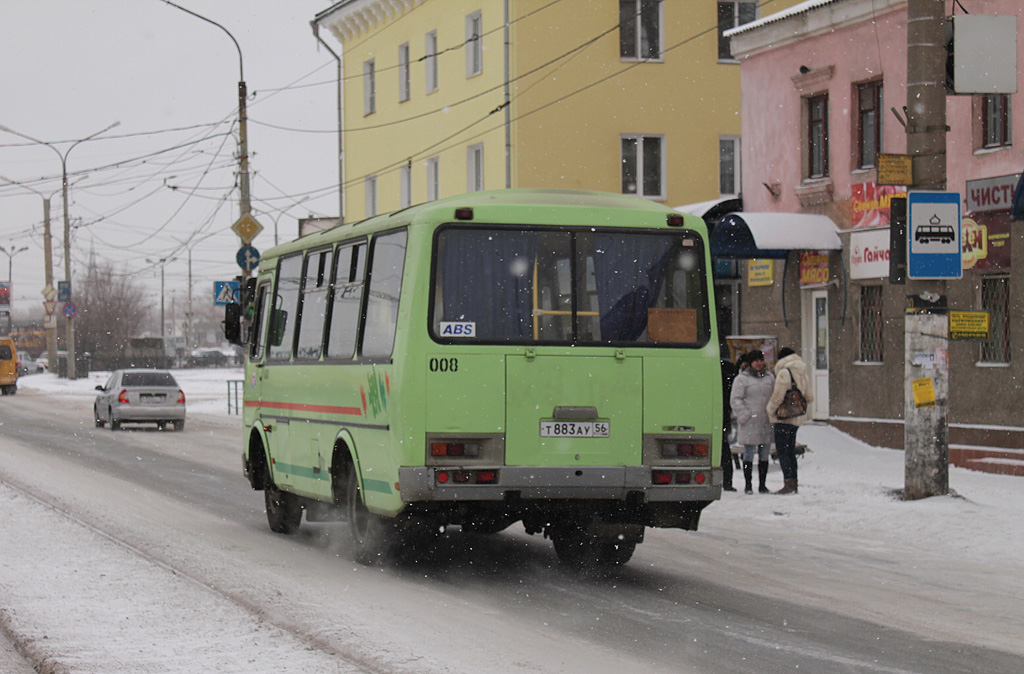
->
214, 281, 240, 306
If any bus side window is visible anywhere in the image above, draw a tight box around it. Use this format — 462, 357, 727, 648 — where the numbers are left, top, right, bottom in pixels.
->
269, 254, 303, 361
362, 230, 408, 358
326, 243, 364, 359
295, 248, 333, 360
250, 283, 271, 361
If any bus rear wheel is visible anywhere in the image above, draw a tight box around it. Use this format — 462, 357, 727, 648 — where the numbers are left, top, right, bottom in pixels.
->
346, 467, 391, 564
264, 462, 301, 534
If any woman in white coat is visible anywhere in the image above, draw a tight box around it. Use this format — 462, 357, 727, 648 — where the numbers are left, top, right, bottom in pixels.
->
767, 347, 814, 494
729, 350, 775, 494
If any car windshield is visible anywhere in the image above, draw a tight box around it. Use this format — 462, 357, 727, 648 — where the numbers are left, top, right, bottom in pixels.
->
122, 371, 177, 387
431, 226, 710, 346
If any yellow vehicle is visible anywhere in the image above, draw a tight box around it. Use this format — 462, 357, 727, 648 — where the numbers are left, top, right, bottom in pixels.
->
0, 337, 18, 395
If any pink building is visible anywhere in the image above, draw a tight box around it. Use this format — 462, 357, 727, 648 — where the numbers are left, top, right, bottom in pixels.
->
726, 0, 1023, 467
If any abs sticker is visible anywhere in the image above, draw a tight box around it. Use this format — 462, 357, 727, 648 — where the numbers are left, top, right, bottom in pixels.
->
440, 321, 476, 337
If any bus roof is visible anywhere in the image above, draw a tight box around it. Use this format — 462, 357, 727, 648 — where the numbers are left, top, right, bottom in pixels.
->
259, 189, 706, 263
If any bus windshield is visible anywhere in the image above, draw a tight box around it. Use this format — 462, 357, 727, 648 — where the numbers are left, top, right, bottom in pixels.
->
431, 226, 710, 346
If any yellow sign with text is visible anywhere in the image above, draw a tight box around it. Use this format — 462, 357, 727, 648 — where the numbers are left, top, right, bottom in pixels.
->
912, 378, 936, 408
747, 259, 774, 287
949, 311, 989, 340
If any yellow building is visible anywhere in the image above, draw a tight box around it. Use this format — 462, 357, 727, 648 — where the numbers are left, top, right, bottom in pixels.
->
314, 0, 801, 220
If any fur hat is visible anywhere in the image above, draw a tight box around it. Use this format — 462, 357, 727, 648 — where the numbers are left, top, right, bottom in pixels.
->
779, 347, 795, 359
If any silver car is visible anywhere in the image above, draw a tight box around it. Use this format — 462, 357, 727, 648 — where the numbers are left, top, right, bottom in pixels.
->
94, 369, 186, 431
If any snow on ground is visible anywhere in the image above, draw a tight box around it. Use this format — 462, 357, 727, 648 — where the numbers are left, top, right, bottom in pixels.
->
4, 368, 1024, 673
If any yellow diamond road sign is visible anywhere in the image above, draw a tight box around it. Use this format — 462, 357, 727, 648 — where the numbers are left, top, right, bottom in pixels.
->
231, 213, 263, 244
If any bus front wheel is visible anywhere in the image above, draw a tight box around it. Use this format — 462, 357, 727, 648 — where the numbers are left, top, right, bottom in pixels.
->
346, 468, 391, 564
264, 462, 301, 534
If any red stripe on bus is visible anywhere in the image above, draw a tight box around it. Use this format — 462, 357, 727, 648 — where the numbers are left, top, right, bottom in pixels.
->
245, 400, 363, 416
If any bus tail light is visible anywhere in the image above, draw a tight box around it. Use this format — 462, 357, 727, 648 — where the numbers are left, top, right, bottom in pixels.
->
651, 471, 672, 485
431, 441, 481, 457
652, 470, 709, 485
118, 389, 129, 404
454, 207, 474, 220
661, 440, 709, 458
435, 469, 498, 486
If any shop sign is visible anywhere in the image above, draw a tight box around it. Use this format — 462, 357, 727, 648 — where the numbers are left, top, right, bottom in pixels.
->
852, 182, 907, 228
850, 229, 890, 279
962, 213, 1011, 270
949, 311, 989, 340
747, 259, 774, 287
799, 251, 830, 285
966, 174, 1020, 214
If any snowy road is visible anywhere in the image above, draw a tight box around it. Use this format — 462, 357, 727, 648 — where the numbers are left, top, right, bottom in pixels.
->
0, 380, 1021, 673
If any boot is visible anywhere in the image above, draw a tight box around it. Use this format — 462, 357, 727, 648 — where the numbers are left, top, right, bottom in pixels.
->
758, 461, 770, 493
777, 478, 798, 495
743, 461, 753, 494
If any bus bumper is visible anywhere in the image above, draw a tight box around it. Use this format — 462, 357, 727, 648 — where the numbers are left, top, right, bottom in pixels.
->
398, 465, 721, 503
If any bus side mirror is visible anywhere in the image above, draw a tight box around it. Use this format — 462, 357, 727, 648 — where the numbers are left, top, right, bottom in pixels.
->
223, 303, 244, 345
268, 309, 288, 347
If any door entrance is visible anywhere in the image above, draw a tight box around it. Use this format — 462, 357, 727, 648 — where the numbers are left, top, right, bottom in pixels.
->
804, 289, 830, 419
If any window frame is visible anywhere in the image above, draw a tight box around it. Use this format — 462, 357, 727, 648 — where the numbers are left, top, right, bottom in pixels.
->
361, 229, 409, 360
857, 80, 883, 169
619, 0, 663, 61
858, 284, 884, 363
719, 135, 741, 197
363, 59, 376, 116
467, 143, 484, 192
294, 247, 334, 361
426, 156, 440, 201
425, 30, 439, 94
807, 93, 829, 179
620, 133, 666, 200
465, 11, 483, 77
717, 1, 758, 62
980, 275, 1010, 364
982, 94, 1011, 149
324, 240, 366, 362
398, 42, 411, 103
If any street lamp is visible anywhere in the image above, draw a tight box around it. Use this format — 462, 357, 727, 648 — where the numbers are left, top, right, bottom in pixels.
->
0, 245, 29, 335
0, 121, 121, 379
0, 173, 61, 370
146, 256, 176, 341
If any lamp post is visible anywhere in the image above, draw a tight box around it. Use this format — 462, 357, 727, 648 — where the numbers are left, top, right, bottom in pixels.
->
0, 121, 120, 379
0, 174, 61, 369
146, 257, 176, 342
0, 245, 28, 335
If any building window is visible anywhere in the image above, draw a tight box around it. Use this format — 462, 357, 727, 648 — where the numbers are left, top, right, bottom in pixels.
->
365, 176, 377, 217
398, 43, 410, 103
719, 135, 740, 196
807, 94, 829, 178
982, 94, 1011, 148
981, 276, 1010, 363
718, 1, 757, 61
400, 164, 412, 208
621, 134, 664, 199
363, 59, 376, 116
619, 0, 661, 60
425, 30, 438, 93
467, 143, 484, 192
857, 81, 883, 168
465, 11, 482, 77
859, 285, 883, 363
426, 156, 440, 201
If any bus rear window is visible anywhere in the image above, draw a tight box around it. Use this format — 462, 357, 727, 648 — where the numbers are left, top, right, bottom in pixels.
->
431, 226, 710, 346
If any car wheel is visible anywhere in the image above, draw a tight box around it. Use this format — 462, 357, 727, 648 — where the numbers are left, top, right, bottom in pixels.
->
109, 408, 121, 431
173, 420, 185, 431
94, 405, 105, 428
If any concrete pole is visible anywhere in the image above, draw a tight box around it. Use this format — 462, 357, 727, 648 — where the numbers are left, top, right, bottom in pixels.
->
42, 198, 57, 372
903, 0, 949, 499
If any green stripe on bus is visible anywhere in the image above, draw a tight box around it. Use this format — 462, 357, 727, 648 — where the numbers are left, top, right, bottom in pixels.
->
274, 462, 331, 482
362, 478, 392, 494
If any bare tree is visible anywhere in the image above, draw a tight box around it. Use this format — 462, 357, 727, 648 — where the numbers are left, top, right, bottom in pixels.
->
76, 259, 151, 357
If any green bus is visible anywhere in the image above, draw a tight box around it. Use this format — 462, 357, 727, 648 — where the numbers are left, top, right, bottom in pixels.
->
225, 189, 723, 567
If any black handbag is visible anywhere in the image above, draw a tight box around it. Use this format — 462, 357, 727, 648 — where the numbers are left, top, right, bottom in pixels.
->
776, 368, 807, 420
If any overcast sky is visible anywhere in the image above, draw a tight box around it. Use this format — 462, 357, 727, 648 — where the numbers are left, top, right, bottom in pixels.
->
0, 0, 340, 320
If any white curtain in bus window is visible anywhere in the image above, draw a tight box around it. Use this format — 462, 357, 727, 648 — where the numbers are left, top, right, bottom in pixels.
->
362, 231, 408, 358
269, 255, 303, 361
295, 248, 333, 360
436, 229, 539, 341
326, 244, 364, 360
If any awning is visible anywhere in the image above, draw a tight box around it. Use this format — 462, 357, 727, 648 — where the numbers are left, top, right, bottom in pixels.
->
710, 212, 842, 259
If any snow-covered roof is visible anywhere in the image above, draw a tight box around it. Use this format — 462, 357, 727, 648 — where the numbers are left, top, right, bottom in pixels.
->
724, 0, 841, 37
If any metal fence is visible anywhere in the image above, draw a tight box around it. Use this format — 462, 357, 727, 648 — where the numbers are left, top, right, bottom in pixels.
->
227, 380, 243, 415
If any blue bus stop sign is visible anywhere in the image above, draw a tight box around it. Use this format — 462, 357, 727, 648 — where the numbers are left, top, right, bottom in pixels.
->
236, 245, 260, 273
908, 191, 962, 279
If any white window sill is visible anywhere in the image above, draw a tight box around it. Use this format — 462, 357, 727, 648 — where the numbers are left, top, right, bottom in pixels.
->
975, 361, 1010, 367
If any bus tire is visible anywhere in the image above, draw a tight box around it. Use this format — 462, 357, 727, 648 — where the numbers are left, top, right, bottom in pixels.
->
552, 524, 637, 569
346, 467, 391, 564
264, 461, 301, 534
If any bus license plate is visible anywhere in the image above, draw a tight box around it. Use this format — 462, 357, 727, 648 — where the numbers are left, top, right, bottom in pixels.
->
540, 421, 610, 438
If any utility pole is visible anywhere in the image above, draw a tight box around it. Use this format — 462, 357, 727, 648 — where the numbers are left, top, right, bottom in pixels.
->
903, 0, 949, 500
